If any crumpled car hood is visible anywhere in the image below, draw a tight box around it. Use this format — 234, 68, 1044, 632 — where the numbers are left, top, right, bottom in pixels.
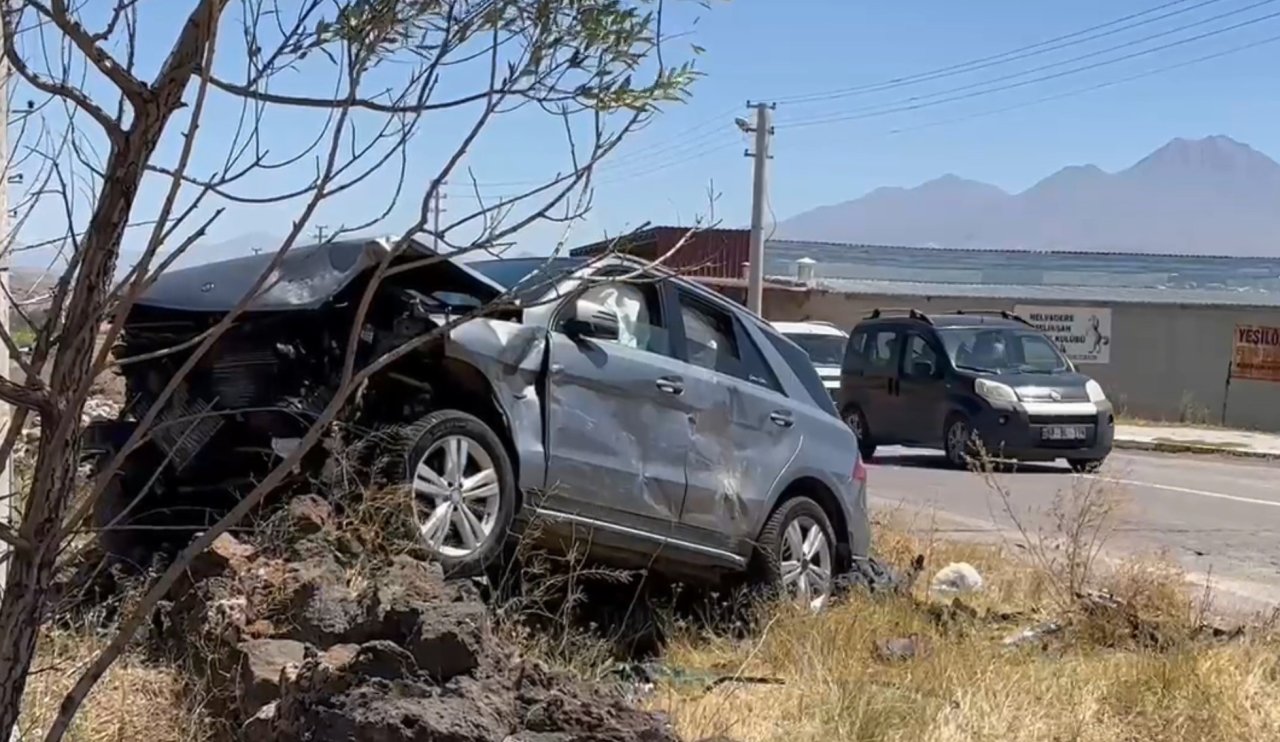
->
134, 238, 507, 313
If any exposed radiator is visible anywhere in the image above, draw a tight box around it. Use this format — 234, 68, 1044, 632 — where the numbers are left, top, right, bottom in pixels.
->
152, 388, 223, 471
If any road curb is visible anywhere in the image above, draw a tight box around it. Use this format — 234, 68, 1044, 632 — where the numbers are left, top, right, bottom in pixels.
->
1113, 438, 1280, 461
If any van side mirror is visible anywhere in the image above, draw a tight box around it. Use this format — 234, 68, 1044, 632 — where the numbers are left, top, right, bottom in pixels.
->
563, 298, 620, 341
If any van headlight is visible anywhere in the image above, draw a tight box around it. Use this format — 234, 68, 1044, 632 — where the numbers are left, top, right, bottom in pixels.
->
1085, 379, 1107, 403
975, 378, 1018, 404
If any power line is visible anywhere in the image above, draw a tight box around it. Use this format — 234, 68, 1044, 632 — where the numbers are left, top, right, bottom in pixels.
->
772, 0, 1228, 105
465, 104, 744, 189
779, 7, 1280, 129
881, 31, 1280, 137
783, 0, 1279, 122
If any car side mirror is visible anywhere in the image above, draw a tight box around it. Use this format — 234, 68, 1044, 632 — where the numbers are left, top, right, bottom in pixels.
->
563, 298, 620, 341
912, 360, 936, 378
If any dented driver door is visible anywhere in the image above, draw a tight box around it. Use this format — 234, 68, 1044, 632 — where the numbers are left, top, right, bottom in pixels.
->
541, 278, 695, 540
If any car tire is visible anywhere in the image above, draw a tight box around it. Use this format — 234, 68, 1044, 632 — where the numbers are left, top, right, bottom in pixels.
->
403, 409, 517, 578
843, 405, 877, 460
944, 414, 977, 469
755, 496, 837, 612
1068, 458, 1105, 473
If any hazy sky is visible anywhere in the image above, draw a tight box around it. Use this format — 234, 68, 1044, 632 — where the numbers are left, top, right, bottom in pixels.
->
13, 0, 1280, 262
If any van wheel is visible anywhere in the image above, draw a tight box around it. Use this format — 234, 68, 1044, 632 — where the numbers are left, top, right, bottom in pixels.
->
403, 410, 516, 578
944, 415, 978, 469
1069, 458, 1105, 473
755, 497, 836, 612
843, 405, 877, 460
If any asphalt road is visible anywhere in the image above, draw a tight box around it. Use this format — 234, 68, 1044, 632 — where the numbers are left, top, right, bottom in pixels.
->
867, 446, 1280, 613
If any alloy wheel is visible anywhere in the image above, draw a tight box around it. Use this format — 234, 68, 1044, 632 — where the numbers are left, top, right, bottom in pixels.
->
845, 409, 866, 438
778, 516, 833, 611
411, 434, 502, 558
946, 420, 970, 466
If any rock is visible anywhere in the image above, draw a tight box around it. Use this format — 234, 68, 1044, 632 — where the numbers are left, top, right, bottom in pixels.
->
236, 638, 308, 717
348, 640, 418, 681
243, 700, 279, 739
515, 685, 679, 742
179, 533, 257, 594
275, 673, 514, 742
365, 556, 452, 633
284, 556, 363, 646
322, 643, 361, 669
288, 494, 334, 535
407, 601, 486, 681
164, 518, 679, 741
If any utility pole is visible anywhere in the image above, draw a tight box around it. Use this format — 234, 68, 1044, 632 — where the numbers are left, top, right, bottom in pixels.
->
313, 224, 329, 243
430, 180, 447, 252
743, 101, 774, 315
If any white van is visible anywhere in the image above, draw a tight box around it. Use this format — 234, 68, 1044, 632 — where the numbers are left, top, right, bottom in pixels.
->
770, 321, 848, 399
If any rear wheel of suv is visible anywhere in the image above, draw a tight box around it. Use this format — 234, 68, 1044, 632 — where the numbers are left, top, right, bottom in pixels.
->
842, 405, 877, 460
404, 410, 516, 578
756, 496, 836, 612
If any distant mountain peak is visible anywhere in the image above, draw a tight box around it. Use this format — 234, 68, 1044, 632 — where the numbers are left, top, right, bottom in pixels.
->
918, 173, 1006, 192
776, 135, 1280, 257
1127, 134, 1274, 176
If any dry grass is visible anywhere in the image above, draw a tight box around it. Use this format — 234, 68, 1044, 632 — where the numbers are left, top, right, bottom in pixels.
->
651, 514, 1280, 742
15, 458, 1279, 741
16, 629, 211, 742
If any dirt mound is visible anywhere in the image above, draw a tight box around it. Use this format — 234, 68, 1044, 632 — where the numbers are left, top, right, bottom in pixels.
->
157, 496, 680, 741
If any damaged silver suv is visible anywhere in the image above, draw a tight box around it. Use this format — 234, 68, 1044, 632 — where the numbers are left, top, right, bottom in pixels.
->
86, 239, 869, 607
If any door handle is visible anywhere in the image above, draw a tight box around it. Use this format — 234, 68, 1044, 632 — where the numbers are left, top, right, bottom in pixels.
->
769, 410, 795, 428
656, 377, 684, 395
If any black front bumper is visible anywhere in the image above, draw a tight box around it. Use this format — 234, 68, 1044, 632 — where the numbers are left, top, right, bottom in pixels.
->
971, 402, 1115, 462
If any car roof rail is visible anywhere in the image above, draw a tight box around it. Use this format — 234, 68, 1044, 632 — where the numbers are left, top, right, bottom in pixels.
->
950, 309, 1034, 326
866, 307, 933, 324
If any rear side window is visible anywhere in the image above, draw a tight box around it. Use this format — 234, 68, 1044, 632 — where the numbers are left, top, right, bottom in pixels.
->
764, 331, 838, 415
843, 331, 867, 372
677, 293, 781, 393
845, 327, 900, 374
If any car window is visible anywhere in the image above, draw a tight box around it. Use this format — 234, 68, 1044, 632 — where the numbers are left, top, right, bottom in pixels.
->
763, 331, 838, 415
560, 280, 672, 357
902, 333, 941, 379
938, 327, 1070, 373
843, 331, 867, 372
783, 332, 846, 366
1020, 333, 1066, 368
865, 329, 901, 373
677, 294, 781, 392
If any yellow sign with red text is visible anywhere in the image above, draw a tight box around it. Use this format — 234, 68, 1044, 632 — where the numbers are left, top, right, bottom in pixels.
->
1232, 325, 1280, 382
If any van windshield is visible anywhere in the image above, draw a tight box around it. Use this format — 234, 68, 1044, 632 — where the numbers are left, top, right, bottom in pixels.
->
783, 333, 846, 366
936, 327, 1070, 374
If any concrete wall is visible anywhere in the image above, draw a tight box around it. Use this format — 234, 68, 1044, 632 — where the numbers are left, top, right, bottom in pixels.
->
740, 286, 1280, 432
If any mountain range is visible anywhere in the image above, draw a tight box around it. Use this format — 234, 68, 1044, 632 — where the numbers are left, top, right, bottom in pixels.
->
776, 135, 1280, 257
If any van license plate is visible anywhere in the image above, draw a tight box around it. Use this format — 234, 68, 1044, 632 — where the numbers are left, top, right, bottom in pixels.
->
1043, 425, 1088, 441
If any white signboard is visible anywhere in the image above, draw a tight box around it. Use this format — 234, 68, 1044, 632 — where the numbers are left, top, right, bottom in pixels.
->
1013, 305, 1112, 364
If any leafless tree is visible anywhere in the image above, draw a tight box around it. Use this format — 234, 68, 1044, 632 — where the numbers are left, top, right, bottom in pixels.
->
0, 0, 704, 737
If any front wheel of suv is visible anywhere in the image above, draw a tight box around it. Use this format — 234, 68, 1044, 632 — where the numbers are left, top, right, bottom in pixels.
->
843, 405, 877, 460
756, 496, 837, 612
403, 410, 517, 578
